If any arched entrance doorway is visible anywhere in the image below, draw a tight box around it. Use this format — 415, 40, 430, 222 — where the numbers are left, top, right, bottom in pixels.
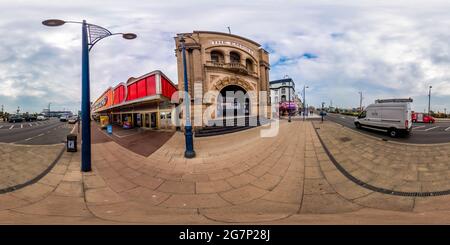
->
217, 85, 250, 123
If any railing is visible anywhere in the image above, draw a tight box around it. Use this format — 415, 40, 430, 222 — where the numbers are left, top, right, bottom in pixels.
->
205, 61, 258, 76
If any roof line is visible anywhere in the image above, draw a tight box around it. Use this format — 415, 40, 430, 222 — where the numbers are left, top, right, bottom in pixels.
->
192, 30, 261, 47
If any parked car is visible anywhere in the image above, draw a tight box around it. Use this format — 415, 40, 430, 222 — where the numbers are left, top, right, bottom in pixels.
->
37, 115, 47, 121
354, 98, 413, 138
60, 115, 69, 122
412, 112, 435, 123
68, 116, 78, 124
8, 115, 24, 123
23, 115, 37, 122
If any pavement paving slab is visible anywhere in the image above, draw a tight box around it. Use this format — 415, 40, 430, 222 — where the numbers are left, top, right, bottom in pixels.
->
0, 143, 64, 193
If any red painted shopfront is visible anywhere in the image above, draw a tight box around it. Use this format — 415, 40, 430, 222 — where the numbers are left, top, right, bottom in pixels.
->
92, 70, 178, 130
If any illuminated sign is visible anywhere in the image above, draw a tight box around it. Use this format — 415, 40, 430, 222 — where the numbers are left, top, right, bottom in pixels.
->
92, 88, 113, 112
93, 96, 108, 111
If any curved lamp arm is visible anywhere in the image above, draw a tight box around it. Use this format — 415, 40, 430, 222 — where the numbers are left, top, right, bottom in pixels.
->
42, 19, 136, 52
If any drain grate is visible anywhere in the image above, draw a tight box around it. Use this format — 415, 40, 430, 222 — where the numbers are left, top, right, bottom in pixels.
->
339, 137, 352, 142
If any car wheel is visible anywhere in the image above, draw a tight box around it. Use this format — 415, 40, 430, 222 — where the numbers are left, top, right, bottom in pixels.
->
355, 122, 361, 129
388, 128, 398, 138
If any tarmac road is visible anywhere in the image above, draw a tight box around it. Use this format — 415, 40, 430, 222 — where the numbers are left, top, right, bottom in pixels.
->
0, 118, 74, 145
325, 113, 450, 144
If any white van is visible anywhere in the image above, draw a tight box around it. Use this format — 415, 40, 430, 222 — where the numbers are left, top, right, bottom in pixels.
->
354, 98, 413, 137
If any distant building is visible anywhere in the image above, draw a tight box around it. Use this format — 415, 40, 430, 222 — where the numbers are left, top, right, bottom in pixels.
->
269, 78, 296, 105
41, 109, 73, 117
269, 78, 300, 116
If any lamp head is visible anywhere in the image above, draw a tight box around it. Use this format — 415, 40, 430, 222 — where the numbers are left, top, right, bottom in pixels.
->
42, 19, 65, 27
122, 33, 137, 40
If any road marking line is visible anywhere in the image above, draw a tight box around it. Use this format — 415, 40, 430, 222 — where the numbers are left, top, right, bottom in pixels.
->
21, 124, 23, 128
38, 133, 44, 137
413, 126, 426, 129
0, 126, 3, 129
9, 125, 14, 129
25, 137, 33, 141
29, 123, 32, 127
445, 126, 450, 131
424, 126, 440, 131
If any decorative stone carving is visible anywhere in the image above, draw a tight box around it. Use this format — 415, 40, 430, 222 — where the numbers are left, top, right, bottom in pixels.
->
213, 76, 254, 92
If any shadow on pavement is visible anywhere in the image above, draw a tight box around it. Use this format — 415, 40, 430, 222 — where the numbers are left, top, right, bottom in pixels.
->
90, 122, 174, 157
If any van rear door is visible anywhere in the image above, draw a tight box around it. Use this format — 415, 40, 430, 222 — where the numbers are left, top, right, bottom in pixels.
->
406, 103, 412, 130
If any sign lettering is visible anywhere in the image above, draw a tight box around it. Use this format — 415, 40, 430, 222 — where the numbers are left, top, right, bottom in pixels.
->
211, 40, 254, 55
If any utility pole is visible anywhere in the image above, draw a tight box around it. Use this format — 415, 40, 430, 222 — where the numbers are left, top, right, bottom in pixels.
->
17, 106, 20, 115
227, 26, 231, 34
358, 91, 363, 112
428, 85, 432, 116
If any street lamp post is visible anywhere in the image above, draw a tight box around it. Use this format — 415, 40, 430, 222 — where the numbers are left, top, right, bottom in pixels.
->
285, 76, 291, 123
321, 102, 325, 123
302, 85, 308, 121
428, 85, 432, 116
43, 19, 136, 172
178, 35, 196, 159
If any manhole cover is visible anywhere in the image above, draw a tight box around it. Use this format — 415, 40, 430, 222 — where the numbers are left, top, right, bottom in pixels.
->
340, 137, 352, 142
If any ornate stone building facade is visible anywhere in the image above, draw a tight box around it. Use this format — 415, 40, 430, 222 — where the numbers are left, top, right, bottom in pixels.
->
174, 31, 270, 127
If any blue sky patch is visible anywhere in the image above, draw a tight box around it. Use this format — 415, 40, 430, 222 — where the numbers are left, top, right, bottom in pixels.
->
302, 53, 318, 59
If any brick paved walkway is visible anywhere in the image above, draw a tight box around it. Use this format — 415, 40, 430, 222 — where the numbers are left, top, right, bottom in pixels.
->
1, 120, 450, 224
0, 143, 64, 193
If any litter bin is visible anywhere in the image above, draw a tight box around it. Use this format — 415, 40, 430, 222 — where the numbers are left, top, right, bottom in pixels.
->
67, 134, 77, 152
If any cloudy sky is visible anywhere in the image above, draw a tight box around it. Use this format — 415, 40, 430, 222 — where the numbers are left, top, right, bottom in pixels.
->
0, 0, 449, 114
